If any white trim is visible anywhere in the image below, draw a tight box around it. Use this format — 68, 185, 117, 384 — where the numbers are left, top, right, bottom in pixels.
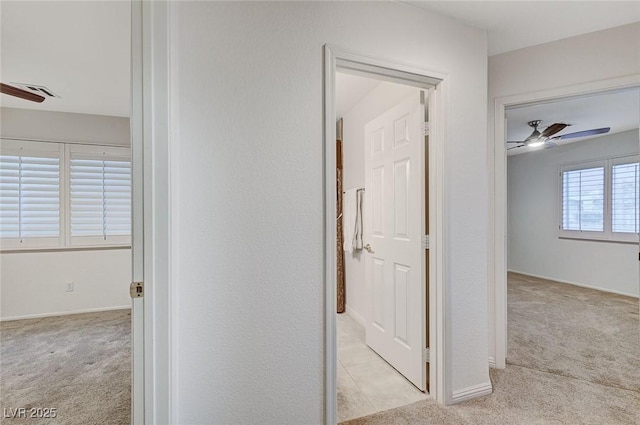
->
130, 1, 145, 423
324, 45, 451, 421
1, 306, 131, 322
488, 356, 496, 368
491, 74, 640, 371
344, 305, 366, 328
451, 381, 493, 404
508, 270, 639, 299
0, 137, 128, 148
168, 1, 180, 423
138, 1, 172, 424
324, 45, 338, 425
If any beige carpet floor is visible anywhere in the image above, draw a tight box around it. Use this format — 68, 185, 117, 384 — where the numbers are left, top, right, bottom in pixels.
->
0, 309, 131, 425
342, 273, 640, 425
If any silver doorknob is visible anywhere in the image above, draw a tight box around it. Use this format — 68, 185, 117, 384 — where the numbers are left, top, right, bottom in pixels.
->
364, 244, 374, 253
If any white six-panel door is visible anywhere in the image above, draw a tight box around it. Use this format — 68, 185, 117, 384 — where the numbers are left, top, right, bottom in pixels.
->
364, 91, 426, 391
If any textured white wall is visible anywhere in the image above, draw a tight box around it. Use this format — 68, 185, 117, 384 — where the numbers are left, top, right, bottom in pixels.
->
1, 249, 131, 320
170, 2, 488, 423
0, 108, 130, 146
488, 23, 640, 363
508, 130, 639, 297
340, 81, 419, 324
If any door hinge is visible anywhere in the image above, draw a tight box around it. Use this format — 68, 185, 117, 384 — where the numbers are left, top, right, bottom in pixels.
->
422, 121, 430, 136
423, 348, 431, 363
130, 282, 144, 298
422, 234, 430, 250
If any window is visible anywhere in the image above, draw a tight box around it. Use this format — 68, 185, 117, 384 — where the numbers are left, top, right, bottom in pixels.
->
612, 159, 639, 235
0, 141, 63, 249
68, 145, 132, 247
0, 139, 131, 250
561, 166, 604, 232
560, 156, 639, 243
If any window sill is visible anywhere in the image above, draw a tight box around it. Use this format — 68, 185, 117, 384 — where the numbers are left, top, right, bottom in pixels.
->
558, 236, 638, 245
0, 245, 131, 254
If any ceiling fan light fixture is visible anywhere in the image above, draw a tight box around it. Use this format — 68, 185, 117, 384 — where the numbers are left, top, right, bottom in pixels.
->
524, 129, 541, 142
527, 140, 545, 148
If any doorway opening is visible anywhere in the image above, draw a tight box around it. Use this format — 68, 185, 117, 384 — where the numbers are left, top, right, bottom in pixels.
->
493, 80, 640, 389
335, 72, 428, 422
0, 2, 135, 424
324, 45, 449, 423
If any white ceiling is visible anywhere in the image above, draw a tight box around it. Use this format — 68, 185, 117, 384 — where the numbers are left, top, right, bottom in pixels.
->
506, 88, 640, 155
406, 1, 640, 56
1, 2, 638, 117
0, 1, 130, 117
336, 73, 382, 118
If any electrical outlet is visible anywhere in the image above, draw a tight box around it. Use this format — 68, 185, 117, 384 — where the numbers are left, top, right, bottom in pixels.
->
65, 281, 74, 292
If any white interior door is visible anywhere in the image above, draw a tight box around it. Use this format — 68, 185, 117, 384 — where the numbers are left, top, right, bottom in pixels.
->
364, 91, 426, 391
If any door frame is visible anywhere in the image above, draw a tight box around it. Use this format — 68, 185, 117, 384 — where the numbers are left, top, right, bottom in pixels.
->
323, 45, 452, 423
131, 1, 172, 423
490, 74, 640, 369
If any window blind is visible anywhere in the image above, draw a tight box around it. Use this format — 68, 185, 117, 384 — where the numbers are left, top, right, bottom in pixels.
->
562, 167, 604, 232
70, 158, 131, 239
612, 162, 639, 234
0, 155, 61, 240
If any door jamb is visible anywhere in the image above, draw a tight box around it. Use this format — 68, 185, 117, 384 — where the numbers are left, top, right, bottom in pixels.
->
491, 74, 640, 370
131, 1, 172, 423
323, 44, 452, 424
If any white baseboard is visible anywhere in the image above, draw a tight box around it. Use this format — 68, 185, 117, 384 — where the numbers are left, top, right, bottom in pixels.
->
344, 305, 366, 327
1, 305, 131, 322
451, 381, 493, 404
508, 269, 638, 298
488, 356, 496, 368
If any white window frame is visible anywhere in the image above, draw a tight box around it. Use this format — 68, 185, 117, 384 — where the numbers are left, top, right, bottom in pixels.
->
66, 144, 132, 248
610, 155, 640, 243
559, 155, 639, 243
0, 139, 131, 252
0, 139, 65, 250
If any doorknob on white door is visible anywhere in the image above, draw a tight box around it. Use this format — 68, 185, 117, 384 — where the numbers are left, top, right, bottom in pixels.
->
364, 244, 374, 253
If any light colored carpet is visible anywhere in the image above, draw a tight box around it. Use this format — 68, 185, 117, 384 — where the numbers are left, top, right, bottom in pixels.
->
342, 273, 640, 424
0, 309, 131, 425
508, 272, 640, 393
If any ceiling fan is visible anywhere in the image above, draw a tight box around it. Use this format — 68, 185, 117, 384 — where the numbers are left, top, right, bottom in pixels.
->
0, 82, 45, 103
507, 120, 610, 150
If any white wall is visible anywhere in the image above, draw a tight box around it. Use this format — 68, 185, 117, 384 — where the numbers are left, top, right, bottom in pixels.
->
0, 109, 132, 320
170, 2, 489, 422
1, 249, 131, 320
508, 130, 639, 297
488, 23, 640, 363
340, 80, 419, 324
0, 107, 130, 146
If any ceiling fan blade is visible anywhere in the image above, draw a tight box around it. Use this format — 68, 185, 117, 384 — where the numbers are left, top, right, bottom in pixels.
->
554, 127, 610, 140
507, 144, 525, 151
540, 123, 568, 138
1, 83, 45, 103
507, 141, 525, 143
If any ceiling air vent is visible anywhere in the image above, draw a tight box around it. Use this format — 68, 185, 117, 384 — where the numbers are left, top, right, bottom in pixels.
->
10, 82, 60, 98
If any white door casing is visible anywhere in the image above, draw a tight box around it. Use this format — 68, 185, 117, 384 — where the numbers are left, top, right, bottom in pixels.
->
364, 92, 426, 391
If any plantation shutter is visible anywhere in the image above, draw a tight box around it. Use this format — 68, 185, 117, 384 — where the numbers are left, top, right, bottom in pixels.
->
561, 166, 605, 232
0, 153, 61, 248
612, 161, 639, 234
69, 152, 131, 246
